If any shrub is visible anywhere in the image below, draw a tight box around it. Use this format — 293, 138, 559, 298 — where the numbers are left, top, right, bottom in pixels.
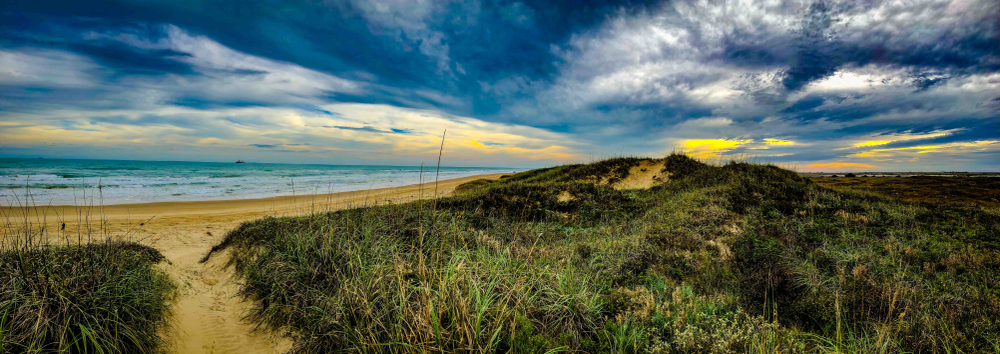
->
0, 242, 175, 353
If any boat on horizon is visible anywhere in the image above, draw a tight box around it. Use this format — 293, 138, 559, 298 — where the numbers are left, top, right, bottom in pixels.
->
235, 160, 246, 163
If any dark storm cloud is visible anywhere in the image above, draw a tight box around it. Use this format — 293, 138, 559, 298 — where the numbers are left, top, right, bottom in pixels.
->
718, 0, 998, 94
69, 44, 194, 76
170, 98, 269, 110
1, 0, 997, 169
325, 126, 388, 133
0, 14, 197, 77
88, 114, 207, 128
910, 72, 951, 92
781, 96, 826, 113
247, 143, 312, 150
0, 0, 666, 115
878, 120, 1000, 149
248, 144, 278, 149
168, 99, 334, 116
0, 85, 142, 112
4, 0, 995, 118
324, 125, 417, 135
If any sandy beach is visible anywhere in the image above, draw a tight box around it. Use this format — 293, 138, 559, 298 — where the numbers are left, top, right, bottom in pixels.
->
1, 173, 504, 354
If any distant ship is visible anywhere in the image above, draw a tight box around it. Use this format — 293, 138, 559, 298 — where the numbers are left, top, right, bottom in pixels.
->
235, 160, 246, 163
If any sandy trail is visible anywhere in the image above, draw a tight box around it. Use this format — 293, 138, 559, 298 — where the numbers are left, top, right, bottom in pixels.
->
613, 159, 667, 189
2, 174, 503, 354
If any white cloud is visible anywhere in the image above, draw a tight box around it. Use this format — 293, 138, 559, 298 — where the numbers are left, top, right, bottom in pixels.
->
104, 26, 362, 105
533, 0, 996, 121
349, 0, 456, 74
0, 49, 100, 88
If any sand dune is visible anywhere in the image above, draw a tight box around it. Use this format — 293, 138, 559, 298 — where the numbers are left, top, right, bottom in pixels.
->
612, 159, 667, 189
2, 173, 504, 354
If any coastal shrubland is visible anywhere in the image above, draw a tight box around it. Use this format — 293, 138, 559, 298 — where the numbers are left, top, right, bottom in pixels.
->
0, 210, 175, 353
205, 154, 1000, 353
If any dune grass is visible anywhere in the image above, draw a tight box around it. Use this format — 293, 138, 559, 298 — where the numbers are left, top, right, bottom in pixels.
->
0, 201, 175, 353
811, 175, 1000, 208
206, 154, 1000, 353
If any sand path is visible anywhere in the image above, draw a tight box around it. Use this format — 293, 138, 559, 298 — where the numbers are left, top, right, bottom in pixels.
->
2, 174, 503, 354
613, 159, 667, 189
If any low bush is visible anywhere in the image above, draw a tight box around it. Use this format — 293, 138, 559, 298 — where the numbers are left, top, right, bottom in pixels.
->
0, 241, 175, 353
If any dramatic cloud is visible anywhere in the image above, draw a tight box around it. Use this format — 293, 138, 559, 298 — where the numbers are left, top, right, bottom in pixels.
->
1, 0, 997, 170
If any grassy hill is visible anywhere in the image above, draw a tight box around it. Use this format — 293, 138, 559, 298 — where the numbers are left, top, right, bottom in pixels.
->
205, 154, 1000, 353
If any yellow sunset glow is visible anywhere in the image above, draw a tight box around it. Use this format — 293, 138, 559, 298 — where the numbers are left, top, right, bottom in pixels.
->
680, 139, 749, 158
763, 138, 794, 146
854, 140, 891, 148
794, 162, 878, 172
849, 140, 1000, 159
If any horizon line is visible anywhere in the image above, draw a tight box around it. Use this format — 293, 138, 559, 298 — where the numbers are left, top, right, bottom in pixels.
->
0, 155, 530, 170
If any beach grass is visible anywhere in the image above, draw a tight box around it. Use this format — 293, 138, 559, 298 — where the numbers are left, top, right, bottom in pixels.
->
810, 175, 1000, 208
1, 199, 176, 353
204, 153, 1000, 353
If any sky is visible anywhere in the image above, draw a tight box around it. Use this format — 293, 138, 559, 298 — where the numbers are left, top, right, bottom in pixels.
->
0, 0, 997, 171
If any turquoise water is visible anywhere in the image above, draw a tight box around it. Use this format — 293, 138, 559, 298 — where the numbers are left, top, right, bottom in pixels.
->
0, 158, 522, 206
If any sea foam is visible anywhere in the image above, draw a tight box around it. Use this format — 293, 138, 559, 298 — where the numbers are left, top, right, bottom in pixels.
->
0, 158, 519, 206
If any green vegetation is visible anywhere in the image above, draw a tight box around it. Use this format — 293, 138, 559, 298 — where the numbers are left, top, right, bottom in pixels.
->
206, 154, 1000, 353
0, 221, 175, 352
812, 175, 1000, 208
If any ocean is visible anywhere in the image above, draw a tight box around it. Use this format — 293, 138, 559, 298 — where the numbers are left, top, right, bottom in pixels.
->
0, 158, 523, 206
